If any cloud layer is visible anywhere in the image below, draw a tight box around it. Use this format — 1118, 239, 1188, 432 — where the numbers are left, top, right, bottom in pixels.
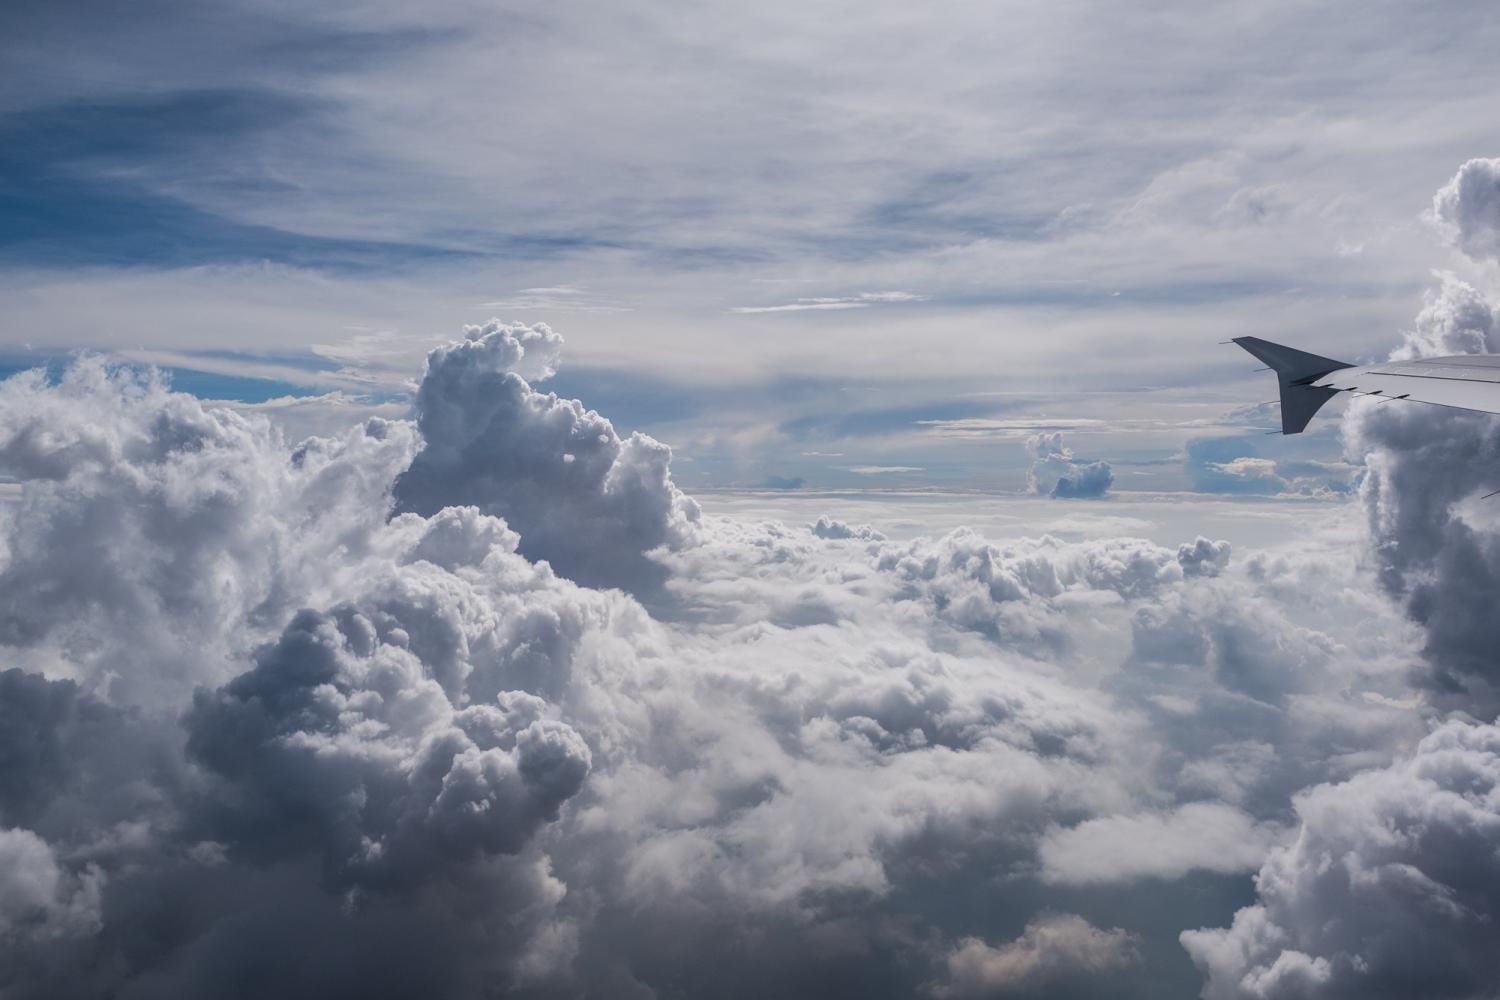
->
0, 217, 1491, 999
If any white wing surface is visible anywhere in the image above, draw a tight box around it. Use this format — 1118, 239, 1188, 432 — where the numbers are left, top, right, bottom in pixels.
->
1308, 355, 1500, 416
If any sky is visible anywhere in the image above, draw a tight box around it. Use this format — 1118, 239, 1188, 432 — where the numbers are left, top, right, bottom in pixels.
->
5, 2, 1500, 998
4, 0, 1500, 490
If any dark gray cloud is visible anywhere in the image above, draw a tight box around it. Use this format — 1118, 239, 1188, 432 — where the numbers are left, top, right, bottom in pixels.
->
1342, 270, 1500, 713
0, 668, 175, 842
1052, 465, 1115, 499
186, 604, 591, 888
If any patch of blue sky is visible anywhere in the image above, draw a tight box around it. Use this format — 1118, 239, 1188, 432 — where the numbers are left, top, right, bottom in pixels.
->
0, 354, 72, 385
0, 90, 609, 272
1183, 423, 1346, 495
249, 25, 466, 75
0, 354, 346, 404
184, 348, 349, 374
153, 368, 324, 403
779, 397, 1007, 440
0, 168, 480, 273
545, 367, 1028, 448
858, 203, 1060, 246
543, 368, 716, 429
543, 369, 942, 434
682, 453, 991, 493
928, 277, 1389, 312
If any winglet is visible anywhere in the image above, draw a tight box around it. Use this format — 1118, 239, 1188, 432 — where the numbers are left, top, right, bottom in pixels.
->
1232, 336, 1354, 434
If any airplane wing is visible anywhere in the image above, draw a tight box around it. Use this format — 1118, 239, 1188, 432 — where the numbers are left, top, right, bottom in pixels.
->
1307, 355, 1500, 415
1233, 336, 1500, 434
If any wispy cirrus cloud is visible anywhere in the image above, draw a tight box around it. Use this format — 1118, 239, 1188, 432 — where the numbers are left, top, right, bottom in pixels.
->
731, 290, 927, 313
845, 464, 925, 474
919, 411, 1274, 441
3, 0, 1497, 419
480, 286, 632, 313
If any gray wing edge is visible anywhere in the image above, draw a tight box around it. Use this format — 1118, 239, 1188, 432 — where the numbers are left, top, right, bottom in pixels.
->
1232, 336, 1354, 434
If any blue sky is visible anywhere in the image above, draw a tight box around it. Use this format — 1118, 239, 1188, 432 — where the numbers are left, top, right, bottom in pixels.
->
3, 0, 1499, 490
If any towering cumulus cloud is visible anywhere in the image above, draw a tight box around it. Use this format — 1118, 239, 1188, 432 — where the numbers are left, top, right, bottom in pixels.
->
1347, 194, 1500, 713
394, 320, 700, 593
1026, 432, 1114, 499
0, 304, 1471, 998
1431, 157, 1500, 263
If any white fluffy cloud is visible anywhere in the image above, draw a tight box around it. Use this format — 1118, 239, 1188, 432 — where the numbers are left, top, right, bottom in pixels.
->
1182, 718, 1500, 1000
1388, 271, 1498, 361
0, 358, 420, 706
1027, 433, 1114, 499
811, 515, 887, 541
1039, 803, 1284, 885
1432, 158, 1500, 264
0, 304, 1459, 998
933, 915, 1140, 999
393, 321, 700, 594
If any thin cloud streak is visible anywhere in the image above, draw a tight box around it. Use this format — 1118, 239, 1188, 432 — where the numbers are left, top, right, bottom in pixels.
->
731, 291, 927, 314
